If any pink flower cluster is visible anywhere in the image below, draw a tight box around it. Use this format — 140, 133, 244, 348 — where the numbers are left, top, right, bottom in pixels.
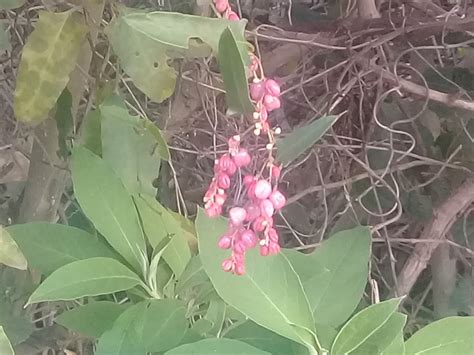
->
204, 2, 286, 275
213, 0, 239, 21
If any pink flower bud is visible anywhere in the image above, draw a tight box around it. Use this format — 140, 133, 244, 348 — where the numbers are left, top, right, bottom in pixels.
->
233, 241, 247, 254
243, 175, 256, 186
214, 193, 227, 206
240, 229, 257, 248
247, 182, 256, 200
260, 106, 268, 122
219, 154, 237, 175
269, 190, 286, 210
215, 0, 228, 12
205, 204, 222, 217
252, 216, 266, 232
229, 207, 247, 226
217, 174, 230, 189
218, 235, 232, 249
269, 242, 281, 255
234, 263, 245, 275
221, 258, 233, 272
260, 245, 269, 256
250, 82, 265, 101
267, 228, 279, 243
260, 199, 275, 218
264, 79, 281, 97
245, 203, 260, 221
263, 94, 281, 112
271, 165, 281, 179
232, 149, 251, 168
226, 11, 240, 21
254, 180, 272, 200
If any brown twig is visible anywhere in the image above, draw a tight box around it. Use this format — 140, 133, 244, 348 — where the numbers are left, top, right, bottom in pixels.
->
395, 176, 474, 297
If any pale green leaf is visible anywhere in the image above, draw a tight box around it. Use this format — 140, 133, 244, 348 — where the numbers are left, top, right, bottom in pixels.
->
196, 209, 318, 350
0, 226, 27, 270
225, 320, 309, 355
96, 302, 147, 355
71, 146, 146, 274
134, 194, 191, 278
0, 326, 14, 355
276, 116, 338, 165
176, 256, 208, 296
96, 299, 186, 354
204, 298, 226, 336
54, 88, 73, 159
7, 223, 117, 274
80, 109, 102, 155
27, 257, 141, 304
284, 227, 371, 327
405, 316, 474, 355
14, 10, 87, 123
218, 27, 253, 115
165, 338, 270, 355
331, 298, 403, 355
56, 301, 130, 338
381, 330, 405, 355
106, 11, 247, 102
100, 97, 167, 195
0, 0, 25, 10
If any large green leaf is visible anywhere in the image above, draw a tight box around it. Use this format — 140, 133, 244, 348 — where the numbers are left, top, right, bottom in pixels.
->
331, 298, 403, 355
225, 320, 309, 355
14, 10, 87, 123
405, 316, 474, 355
134, 194, 191, 278
218, 27, 254, 115
165, 338, 270, 355
276, 116, 338, 165
0, 226, 27, 270
106, 11, 247, 103
27, 257, 141, 304
285, 227, 371, 328
71, 146, 146, 274
56, 301, 130, 338
0, 327, 14, 355
196, 209, 318, 351
7, 223, 116, 275
175, 255, 208, 296
96, 299, 187, 354
101, 97, 168, 195
96, 302, 147, 355
380, 330, 405, 355
0, 0, 25, 9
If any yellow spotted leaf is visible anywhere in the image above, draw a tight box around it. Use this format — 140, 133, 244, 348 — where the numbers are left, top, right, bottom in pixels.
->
14, 10, 87, 123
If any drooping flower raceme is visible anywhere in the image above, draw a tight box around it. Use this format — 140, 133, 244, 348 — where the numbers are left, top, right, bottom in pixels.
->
204, 1, 286, 275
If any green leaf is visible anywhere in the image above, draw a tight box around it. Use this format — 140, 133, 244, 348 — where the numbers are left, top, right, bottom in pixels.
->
54, 88, 73, 159
134, 194, 191, 278
106, 11, 247, 103
276, 116, 338, 165
100, 97, 167, 195
331, 298, 403, 355
56, 301, 130, 338
405, 316, 474, 355
218, 27, 254, 115
284, 227, 371, 328
0, 23, 11, 51
176, 256, 208, 296
141, 299, 187, 352
203, 298, 226, 336
71, 146, 146, 274
80, 109, 102, 156
165, 338, 271, 355
96, 302, 147, 355
14, 10, 87, 123
27, 257, 141, 304
381, 330, 405, 355
196, 209, 318, 350
0, 0, 25, 10
0, 327, 14, 355
0, 226, 27, 270
96, 299, 187, 354
7, 223, 116, 275
225, 320, 309, 355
